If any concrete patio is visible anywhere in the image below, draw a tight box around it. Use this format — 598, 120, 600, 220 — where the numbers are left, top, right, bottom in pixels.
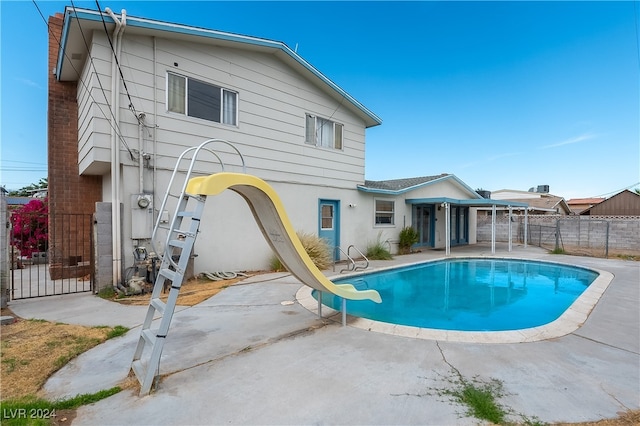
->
8, 243, 639, 425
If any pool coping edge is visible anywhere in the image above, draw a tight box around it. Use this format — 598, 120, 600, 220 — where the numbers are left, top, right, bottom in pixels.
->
295, 257, 615, 344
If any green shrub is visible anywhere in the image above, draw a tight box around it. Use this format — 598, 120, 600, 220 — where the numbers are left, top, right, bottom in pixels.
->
97, 286, 116, 299
269, 256, 286, 272
366, 232, 393, 260
398, 226, 419, 254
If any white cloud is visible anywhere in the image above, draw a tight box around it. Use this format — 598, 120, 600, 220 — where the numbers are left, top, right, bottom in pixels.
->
541, 133, 597, 149
486, 152, 520, 161
16, 77, 43, 90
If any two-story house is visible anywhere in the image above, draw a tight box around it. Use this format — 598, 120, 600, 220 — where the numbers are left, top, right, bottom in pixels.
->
49, 6, 519, 290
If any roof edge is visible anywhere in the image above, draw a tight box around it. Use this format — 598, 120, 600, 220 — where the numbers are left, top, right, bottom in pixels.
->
406, 198, 530, 208
358, 174, 483, 198
56, 7, 382, 127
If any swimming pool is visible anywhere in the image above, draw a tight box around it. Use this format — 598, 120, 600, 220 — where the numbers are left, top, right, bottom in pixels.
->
314, 258, 600, 332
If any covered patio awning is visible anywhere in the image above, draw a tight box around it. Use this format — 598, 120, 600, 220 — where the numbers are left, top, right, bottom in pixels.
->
405, 197, 530, 256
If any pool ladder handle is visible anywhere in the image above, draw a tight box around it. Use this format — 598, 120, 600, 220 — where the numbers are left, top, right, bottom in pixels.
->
333, 245, 369, 273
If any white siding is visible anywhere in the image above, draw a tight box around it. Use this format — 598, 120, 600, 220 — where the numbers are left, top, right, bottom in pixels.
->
76, 31, 380, 270
113, 35, 366, 185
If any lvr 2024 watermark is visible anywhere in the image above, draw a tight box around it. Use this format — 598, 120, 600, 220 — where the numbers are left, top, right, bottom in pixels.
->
2, 408, 57, 420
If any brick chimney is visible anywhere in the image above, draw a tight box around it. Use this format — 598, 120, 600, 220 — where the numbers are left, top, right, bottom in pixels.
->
47, 12, 101, 279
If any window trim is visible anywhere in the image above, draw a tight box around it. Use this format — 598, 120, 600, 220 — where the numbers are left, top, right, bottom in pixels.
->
320, 203, 335, 230
166, 71, 238, 126
304, 113, 344, 150
374, 198, 395, 227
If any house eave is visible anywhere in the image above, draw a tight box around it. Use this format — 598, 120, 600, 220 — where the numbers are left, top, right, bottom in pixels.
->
406, 198, 530, 208
56, 7, 382, 128
358, 174, 484, 198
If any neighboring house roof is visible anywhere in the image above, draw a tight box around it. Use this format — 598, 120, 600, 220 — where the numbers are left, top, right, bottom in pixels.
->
567, 197, 605, 205
489, 188, 571, 214
56, 7, 382, 128
498, 195, 571, 214
580, 189, 640, 216
491, 189, 549, 200
6, 197, 33, 206
566, 197, 604, 214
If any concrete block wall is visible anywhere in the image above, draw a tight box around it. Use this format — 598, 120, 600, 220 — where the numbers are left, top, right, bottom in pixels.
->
94, 202, 115, 291
477, 215, 640, 253
608, 218, 640, 251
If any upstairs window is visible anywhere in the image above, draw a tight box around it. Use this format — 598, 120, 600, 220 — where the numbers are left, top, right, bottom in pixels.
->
167, 72, 237, 125
305, 114, 343, 149
375, 199, 395, 225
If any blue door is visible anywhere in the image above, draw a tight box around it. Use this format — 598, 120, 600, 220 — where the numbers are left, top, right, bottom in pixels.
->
412, 204, 435, 248
450, 206, 469, 246
318, 200, 340, 260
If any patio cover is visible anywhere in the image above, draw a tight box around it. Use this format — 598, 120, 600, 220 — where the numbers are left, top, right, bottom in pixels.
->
405, 197, 530, 255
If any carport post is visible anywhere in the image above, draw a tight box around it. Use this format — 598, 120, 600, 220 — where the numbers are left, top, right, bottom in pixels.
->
508, 205, 513, 252
524, 208, 528, 248
444, 202, 451, 256
491, 204, 496, 254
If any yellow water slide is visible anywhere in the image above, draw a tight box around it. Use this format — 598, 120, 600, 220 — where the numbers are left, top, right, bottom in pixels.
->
186, 172, 382, 303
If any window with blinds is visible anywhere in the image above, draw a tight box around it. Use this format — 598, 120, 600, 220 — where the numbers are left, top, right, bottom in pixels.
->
167, 72, 237, 125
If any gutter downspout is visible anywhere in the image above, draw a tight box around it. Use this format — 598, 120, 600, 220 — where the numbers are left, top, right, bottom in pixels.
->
152, 37, 158, 223
105, 7, 126, 290
138, 113, 145, 193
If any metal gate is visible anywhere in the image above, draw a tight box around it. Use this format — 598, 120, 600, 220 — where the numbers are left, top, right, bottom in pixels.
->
9, 211, 93, 299
527, 224, 559, 251
526, 219, 611, 257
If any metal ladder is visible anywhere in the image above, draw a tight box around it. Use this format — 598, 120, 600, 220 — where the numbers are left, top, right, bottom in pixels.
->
131, 139, 245, 396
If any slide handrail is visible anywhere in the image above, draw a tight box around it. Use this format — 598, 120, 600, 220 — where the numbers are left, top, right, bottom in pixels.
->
151, 139, 247, 268
186, 172, 381, 303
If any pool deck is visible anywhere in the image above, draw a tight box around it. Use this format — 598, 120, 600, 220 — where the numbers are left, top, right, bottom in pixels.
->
8, 243, 640, 425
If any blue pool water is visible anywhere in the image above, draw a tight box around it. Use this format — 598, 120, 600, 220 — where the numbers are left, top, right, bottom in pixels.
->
316, 258, 599, 331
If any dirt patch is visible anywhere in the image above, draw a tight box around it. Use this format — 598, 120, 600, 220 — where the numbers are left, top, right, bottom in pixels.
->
541, 245, 640, 260
0, 310, 121, 400
110, 274, 257, 306
555, 410, 640, 425
50, 409, 77, 425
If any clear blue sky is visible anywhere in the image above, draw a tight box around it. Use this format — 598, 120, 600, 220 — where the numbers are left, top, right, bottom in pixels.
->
1, 1, 639, 199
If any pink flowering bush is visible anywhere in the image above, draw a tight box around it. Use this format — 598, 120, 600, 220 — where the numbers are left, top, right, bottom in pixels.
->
10, 199, 48, 257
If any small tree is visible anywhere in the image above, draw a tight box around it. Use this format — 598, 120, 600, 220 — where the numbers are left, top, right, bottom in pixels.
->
8, 178, 48, 197
10, 198, 48, 257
